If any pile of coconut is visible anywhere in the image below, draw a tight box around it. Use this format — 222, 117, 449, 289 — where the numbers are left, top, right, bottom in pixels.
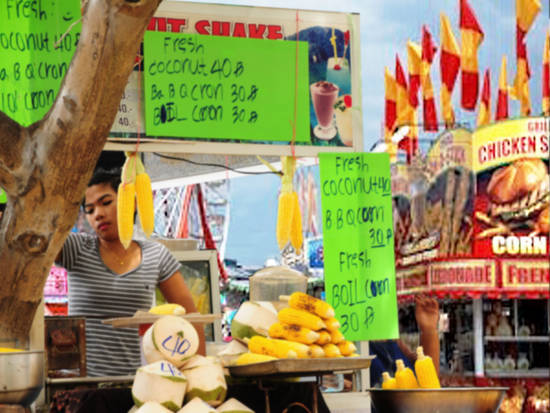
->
129, 315, 254, 413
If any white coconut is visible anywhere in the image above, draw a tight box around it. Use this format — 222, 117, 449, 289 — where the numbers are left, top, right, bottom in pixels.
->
135, 402, 174, 413
128, 406, 139, 413
216, 398, 254, 412
142, 315, 199, 368
177, 397, 218, 413
132, 361, 188, 412
181, 355, 227, 406
230, 301, 278, 342
216, 340, 248, 367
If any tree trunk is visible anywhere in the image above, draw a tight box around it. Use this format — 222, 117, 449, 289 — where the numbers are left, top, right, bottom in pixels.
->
0, 0, 162, 343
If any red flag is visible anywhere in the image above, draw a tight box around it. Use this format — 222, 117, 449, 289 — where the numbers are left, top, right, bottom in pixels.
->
477, 69, 491, 126
407, 41, 422, 108
440, 13, 461, 127
384, 67, 397, 141
460, 0, 484, 110
395, 55, 410, 127
422, 25, 438, 131
544, 29, 550, 115
495, 56, 509, 121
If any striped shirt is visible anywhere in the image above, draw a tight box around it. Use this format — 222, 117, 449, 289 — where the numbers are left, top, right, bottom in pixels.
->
57, 233, 180, 377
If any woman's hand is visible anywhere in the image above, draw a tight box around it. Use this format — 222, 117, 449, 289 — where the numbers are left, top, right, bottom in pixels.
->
414, 294, 439, 333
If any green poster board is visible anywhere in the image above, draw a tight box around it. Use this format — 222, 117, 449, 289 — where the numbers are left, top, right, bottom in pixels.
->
319, 152, 399, 341
0, 1, 81, 126
143, 31, 310, 142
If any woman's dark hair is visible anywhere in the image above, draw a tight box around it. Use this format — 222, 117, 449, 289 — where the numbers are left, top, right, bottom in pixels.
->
88, 168, 121, 191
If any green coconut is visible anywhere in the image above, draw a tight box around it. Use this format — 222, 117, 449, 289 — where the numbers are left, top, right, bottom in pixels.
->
216, 398, 254, 412
230, 301, 278, 342
181, 356, 227, 406
132, 361, 187, 412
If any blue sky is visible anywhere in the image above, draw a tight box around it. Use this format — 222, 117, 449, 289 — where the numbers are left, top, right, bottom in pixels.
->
183, 0, 549, 266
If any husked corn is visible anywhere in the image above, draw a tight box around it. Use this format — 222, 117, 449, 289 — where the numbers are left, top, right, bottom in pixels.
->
268, 322, 320, 345
248, 336, 299, 359
278, 308, 326, 331
324, 317, 341, 332
309, 344, 325, 358
117, 182, 135, 249
288, 292, 335, 319
337, 340, 357, 356
330, 329, 345, 344
235, 352, 277, 365
322, 343, 342, 358
136, 171, 154, 237
315, 330, 332, 346
289, 191, 303, 253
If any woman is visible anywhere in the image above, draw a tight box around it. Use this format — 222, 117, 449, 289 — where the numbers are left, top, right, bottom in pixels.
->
56, 168, 205, 376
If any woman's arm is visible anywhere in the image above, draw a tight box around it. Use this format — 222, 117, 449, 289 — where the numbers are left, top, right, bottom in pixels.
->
414, 295, 440, 375
159, 271, 206, 356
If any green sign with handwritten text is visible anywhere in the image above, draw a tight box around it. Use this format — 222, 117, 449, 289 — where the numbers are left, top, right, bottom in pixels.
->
144, 31, 310, 141
319, 153, 399, 341
0, 1, 81, 126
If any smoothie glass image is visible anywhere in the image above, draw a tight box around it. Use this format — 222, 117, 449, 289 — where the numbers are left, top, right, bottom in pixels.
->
310, 81, 339, 140
326, 57, 351, 96
334, 94, 353, 146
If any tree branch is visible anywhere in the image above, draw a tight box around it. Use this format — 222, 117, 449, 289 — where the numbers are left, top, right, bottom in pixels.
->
0, 111, 26, 195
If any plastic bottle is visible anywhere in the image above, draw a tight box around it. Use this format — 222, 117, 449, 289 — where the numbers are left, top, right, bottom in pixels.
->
381, 371, 397, 389
395, 359, 419, 389
414, 346, 441, 389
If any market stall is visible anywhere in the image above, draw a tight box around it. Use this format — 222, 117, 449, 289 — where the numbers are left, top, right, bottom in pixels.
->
393, 118, 549, 412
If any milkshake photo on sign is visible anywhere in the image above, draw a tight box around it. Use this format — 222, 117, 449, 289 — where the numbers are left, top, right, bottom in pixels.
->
310, 81, 339, 140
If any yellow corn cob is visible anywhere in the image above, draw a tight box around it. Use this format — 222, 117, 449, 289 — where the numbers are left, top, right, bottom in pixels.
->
248, 336, 298, 359
315, 330, 332, 346
135, 157, 155, 238
337, 340, 357, 356
309, 344, 325, 358
330, 329, 345, 344
288, 292, 335, 319
414, 346, 440, 389
289, 191, 303, 253
270, 338, 311, 358
268, 322, 320, 345
382, 372, 397, 389
322, 343, 342, 358
235, 352, 277, 365
395, 359, 419, 389
117, 182, 135, 249
278, 308, 326, 331
324, 317, 341, 332
0, 347, 23, 352
149, 303, 186, 315
276, 191, 294, 250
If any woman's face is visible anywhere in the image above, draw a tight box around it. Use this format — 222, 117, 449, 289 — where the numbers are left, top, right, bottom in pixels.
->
84, 183, 119, 241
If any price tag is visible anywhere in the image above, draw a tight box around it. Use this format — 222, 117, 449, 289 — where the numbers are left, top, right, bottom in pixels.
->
143, 31, 310, 142
110, 71, 145, 134
0, 1, 81, 126
319, 152, 399, 341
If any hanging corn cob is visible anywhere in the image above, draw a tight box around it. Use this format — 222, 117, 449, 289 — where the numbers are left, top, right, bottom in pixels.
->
118, 154, 137, 249
275, 156, 303, 253
135, 156, 155, 237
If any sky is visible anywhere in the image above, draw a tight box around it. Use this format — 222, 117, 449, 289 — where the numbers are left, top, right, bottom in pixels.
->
179, 0, 550, 266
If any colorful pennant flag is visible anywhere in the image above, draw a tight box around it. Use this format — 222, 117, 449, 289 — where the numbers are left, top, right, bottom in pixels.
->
459, 0, 484, 111
511, 0, 541, 116
384, 67, 397, 141
543, 29, 550, 116
395, 55, 411, 127
407, 41, 422, 108
477, 69, 491, 126
495, 56, 509, 121
422, 25, 438, 131
440, 13, 461, 127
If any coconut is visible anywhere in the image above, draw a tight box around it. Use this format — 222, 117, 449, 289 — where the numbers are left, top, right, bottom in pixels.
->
132, 361, 188, 412
134, 402, 174, 413
216, 398, 254, 412
230, 301, 278, 342
177, 397, 217, 413
181, 355, 227, 406
217, 340, 248, 367
143, 315, 199, 368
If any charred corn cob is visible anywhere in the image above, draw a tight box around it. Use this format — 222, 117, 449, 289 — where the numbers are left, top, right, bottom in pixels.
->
117, 153, 137, 249
337, 340, 357, 356
315, 330, 332, 346
289, 191, 303, 253
248, 336, 298, 359
235, 352, 277, 365
330, 329, 345, 344
309, 344, 325, 358
287, 292, 335, 319
278, 308, 326, 331
135, 157, 154, 238
324, 317, 341, 332
322, 343, 342, 358
268, 322, 320, 345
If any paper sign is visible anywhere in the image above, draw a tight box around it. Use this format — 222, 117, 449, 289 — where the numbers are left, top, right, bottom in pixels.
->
319, 152, 399, 341
0, 1, 81, 126
143, 31, 310, 141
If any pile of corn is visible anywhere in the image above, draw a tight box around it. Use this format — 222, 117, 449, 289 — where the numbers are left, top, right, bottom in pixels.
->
236, 292, 358, 364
